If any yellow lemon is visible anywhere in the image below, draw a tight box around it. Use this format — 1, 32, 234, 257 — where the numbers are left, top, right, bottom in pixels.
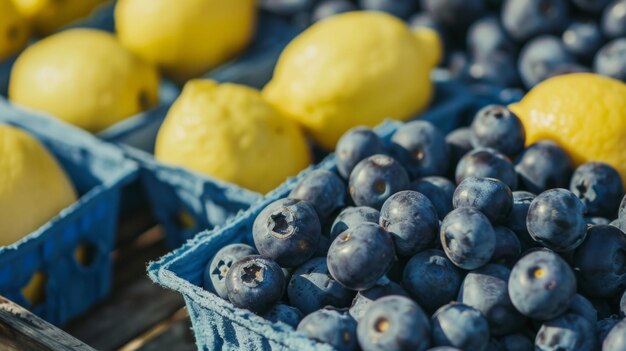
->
155, 80, 311, 194
10, 0, 106, 35
509, 73, 626, 186
115, 0, 256, 83
262, 11, 441, 150
0, 0, 30, 61
9, 28, 159, 132
0, 125, 77, 304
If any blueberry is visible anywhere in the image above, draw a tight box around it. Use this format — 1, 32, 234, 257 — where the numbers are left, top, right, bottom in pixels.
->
501, 0, 570, 42
440, 207, 496, 270
287, 257, 354, 315
621, 290, 626, 316
408, 12, 445, 33
458, 264, 527, 335
573, 224, 626, 298
594, 38, 626, 82
312, 0, 357, 22
515, 140, 573, 194
491, 226, 522, 266
327, 222, 396, 290
499, 333, 534, 351
586, 216, 611, 225
535, 313, 597, 351
467, 16, 517, 60
358, 0, 418, 18
410, 176, 456, 219
336, 127, 386, 179
357, 295, 431, 351
420, 0, 487, 29
403, 249, 462, 314
506, 191, 537, 248
543, 62, 590, 80
348, 154, 410, 210
426, 348, 462, 351
517, 36, 576, 89
380, 190, 439, 256
467, 54, 521, 88
225, 255, 285, 314
598, 315, 622, 343
446, 127, 474, 168
204, 243, 257, 299
431, 303, 490, 351
349, 277, 409, 322
456, 148, 518, 190
253, 198, 321, 267
602, 0, 626, 38
330, 206, 380, 241
259, 0, 315, 15
263, 304, 303, 328
620, 194, 626, 219
297, 307, 358, 351
570, 162, 624, 218
289, 169, 346, 221
453, 177, 513, 224
572, 0, 612, 13
562, 20, 604, 62
591, 299, 615, 320
526, 188, 587, 251
567, 294, 598, 326
390, 121, 450, 179
470, 105, 526, 158
508, 249, 577, 320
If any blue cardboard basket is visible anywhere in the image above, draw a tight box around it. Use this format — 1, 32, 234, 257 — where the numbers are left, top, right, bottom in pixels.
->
0, 105, 138, 326
148, 81, 523, 350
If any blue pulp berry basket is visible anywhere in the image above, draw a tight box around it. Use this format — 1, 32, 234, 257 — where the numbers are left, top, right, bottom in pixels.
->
0, 3, 301, 248
0, 103, 138, 326
147, 81, 523, 350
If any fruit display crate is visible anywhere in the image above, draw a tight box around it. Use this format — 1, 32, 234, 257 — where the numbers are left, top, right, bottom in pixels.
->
0, 3, 302, 249
146, 83, 522, 350
0, 104, 138, 326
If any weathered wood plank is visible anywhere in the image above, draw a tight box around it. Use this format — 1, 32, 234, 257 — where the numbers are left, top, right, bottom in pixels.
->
0, 296, 96, 351
136, 316, 195, 351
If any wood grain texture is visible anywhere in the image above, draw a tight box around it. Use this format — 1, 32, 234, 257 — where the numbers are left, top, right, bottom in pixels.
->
0, 296, 96, 351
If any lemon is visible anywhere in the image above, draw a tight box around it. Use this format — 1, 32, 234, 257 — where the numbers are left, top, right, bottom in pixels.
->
509, 73, 626, 186
0, 0, 30, 61
115, 0, 256, 83
10, 0, 106, 35
9, 28, 159, 132
262, 11, 441, 150
155, 80, 311, 193
0, 125, 77, 304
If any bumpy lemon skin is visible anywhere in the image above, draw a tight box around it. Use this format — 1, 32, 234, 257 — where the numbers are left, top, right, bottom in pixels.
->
9, 29, 159, 132
115, 0, 257, 83
262, 11, 441, 151
11, 0, 107, 36
0, 0, 30, 61
155, 80, 311, 194
509, 73, 626, 187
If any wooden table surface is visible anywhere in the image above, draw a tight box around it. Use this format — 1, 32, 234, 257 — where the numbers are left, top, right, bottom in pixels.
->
0, 208, 197, 351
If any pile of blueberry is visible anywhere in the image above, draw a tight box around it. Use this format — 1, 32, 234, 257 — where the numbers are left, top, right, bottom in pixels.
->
259, 0, 626, 89
203, 105, 626, 351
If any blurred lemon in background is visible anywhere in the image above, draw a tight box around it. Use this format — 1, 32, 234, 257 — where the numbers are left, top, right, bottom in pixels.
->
0, 125, 77, 303
9, 28, 159, 132
155, 80, 311, 193
115, 0, 256, 83
0, 0, 30, 61
510, 73, 626, 186
10, 0, 106, 35
263, 11, 442, 150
